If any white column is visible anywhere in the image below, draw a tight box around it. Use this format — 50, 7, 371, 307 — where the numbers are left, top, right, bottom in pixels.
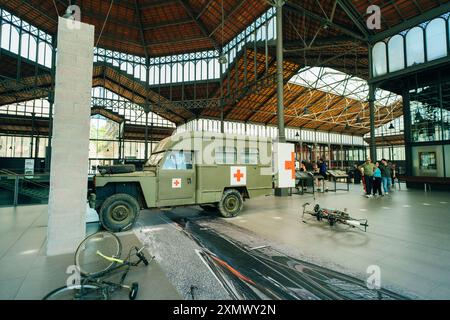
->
47, 17, 94, 256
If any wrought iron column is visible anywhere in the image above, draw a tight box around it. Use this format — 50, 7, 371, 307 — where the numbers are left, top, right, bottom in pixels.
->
144, 111, 149, 162
275, 0, 285, 142
369, 84, 376, 161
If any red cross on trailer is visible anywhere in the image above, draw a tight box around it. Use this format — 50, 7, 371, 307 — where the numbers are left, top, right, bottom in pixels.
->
234, 169, 244, 182
230, 166, 246, 186
275, 142, 296, 188
284, 152, 296, 179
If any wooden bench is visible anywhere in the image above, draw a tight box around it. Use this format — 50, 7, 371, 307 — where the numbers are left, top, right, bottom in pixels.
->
397, 175, 450, 191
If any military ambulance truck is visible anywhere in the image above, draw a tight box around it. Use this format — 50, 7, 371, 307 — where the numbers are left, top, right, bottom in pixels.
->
91, 132, 273, 232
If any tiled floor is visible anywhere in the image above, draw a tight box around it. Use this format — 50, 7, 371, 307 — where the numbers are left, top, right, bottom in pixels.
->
0, 205, 180, 300
0, 184, 449, 300
221, 184, 450, 299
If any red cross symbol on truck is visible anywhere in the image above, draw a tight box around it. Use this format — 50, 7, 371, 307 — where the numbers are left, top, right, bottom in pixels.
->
284, 152, 295, 179
174, 179, 180, 187
234, 169, 244, 182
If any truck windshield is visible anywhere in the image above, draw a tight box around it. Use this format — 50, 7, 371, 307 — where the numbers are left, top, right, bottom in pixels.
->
146, 152, 165, 166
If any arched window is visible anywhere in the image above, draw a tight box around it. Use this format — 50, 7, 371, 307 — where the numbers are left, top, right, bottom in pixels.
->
119, 61, 126, 72
388, 35, 405, 72
1, 23, 11, 51
160, 64, 170, 84
268, 17, 275, 40
184, 61, 195, 82
37, 41, 47, 65
44, 43, 52, 67
211, 58, 220, 79
208, 59, 216, 79
139, 65, 146, 82
256, 25, 263, 41
372, 42, 387, 76
196, 60, 208, 80
1, 24, 20, 54
126, 62, 134, 76
229, 48, 236, 65
29, 35, 37, 61
20, 33, 29, 59
406, 27, 425, 67
172, 63, 179, 83
177, 63, 183, 83
149, 66, 159, 85
426, 18, 447, 61
10, 25, 19, 54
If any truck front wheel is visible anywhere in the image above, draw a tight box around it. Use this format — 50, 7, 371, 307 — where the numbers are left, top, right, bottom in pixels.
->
218, 189, 243, 218
99, 193, 140, 232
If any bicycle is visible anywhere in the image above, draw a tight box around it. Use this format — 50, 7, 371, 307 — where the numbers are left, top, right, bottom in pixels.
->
301, 203, 369, 232
43, 231, 152, 300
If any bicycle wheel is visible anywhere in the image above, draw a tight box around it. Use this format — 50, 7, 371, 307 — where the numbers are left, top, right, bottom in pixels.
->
43, 284, 108, 300
75, 231, 122, 277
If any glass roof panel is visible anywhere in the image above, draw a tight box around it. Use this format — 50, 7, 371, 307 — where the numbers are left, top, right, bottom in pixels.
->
290, 67, 402, 107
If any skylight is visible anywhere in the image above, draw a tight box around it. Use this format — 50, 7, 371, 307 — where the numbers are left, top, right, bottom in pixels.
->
289, 67, 402, 107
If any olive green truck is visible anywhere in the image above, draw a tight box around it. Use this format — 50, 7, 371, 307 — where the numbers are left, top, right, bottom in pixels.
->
91, 132, 273, 232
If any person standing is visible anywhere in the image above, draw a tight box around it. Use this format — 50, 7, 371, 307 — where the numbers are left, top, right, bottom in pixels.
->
380, 159, 392, 195
359, 157, 375, 198
391, 163, 397, 188
318, 158, 328, 192
312, 162, 321, 191
373, 162, 383, 197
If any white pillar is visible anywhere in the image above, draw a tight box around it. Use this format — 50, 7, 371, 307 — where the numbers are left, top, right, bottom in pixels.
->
47, 17, 95, 256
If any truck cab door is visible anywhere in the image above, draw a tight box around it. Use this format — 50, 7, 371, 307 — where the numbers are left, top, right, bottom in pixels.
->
157, 150, 196, 206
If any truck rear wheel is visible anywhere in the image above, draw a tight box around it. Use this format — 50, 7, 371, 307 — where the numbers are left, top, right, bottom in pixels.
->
218, 189, 243, 218
99, 193, 140, 232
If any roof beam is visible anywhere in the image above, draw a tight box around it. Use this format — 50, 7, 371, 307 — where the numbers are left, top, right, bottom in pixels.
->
284, 35, 363, 48
146, 36, 207, 47
284, 2, 367, 42
179, 0, 221, 52
336, 0, 370, 37
369, 2, 450, 43
139, 0, 179, 10
19, 0, 58, 25
196, 0, 215, 19
208, 0, 247, 38
285, 91, 326, 126
134, 0, 149, 59
142, 18, 193, 31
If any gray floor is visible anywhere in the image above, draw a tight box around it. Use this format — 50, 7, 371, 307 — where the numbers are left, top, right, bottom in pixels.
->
0, 184, 449, 300
220, 184, 450, 299
0, 205, 180, 300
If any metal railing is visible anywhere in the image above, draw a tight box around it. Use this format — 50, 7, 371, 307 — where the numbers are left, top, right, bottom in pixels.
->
0, 169, 50, 206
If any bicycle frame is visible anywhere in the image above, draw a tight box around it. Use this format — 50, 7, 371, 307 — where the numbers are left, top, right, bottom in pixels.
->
77, 246, 151, 299
301, 202, 369, 232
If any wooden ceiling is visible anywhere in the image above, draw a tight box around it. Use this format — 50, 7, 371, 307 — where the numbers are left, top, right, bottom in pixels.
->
0, 0, 269, 57
0, 0, 443, 59
1, 0, 443, 135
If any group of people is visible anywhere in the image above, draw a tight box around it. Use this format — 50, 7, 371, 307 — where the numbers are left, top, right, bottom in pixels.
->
299, 158, 328, 191
358, 157, 396, 198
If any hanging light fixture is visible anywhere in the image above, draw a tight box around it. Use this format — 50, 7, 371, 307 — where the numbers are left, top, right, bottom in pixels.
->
389, 123, 395, 130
